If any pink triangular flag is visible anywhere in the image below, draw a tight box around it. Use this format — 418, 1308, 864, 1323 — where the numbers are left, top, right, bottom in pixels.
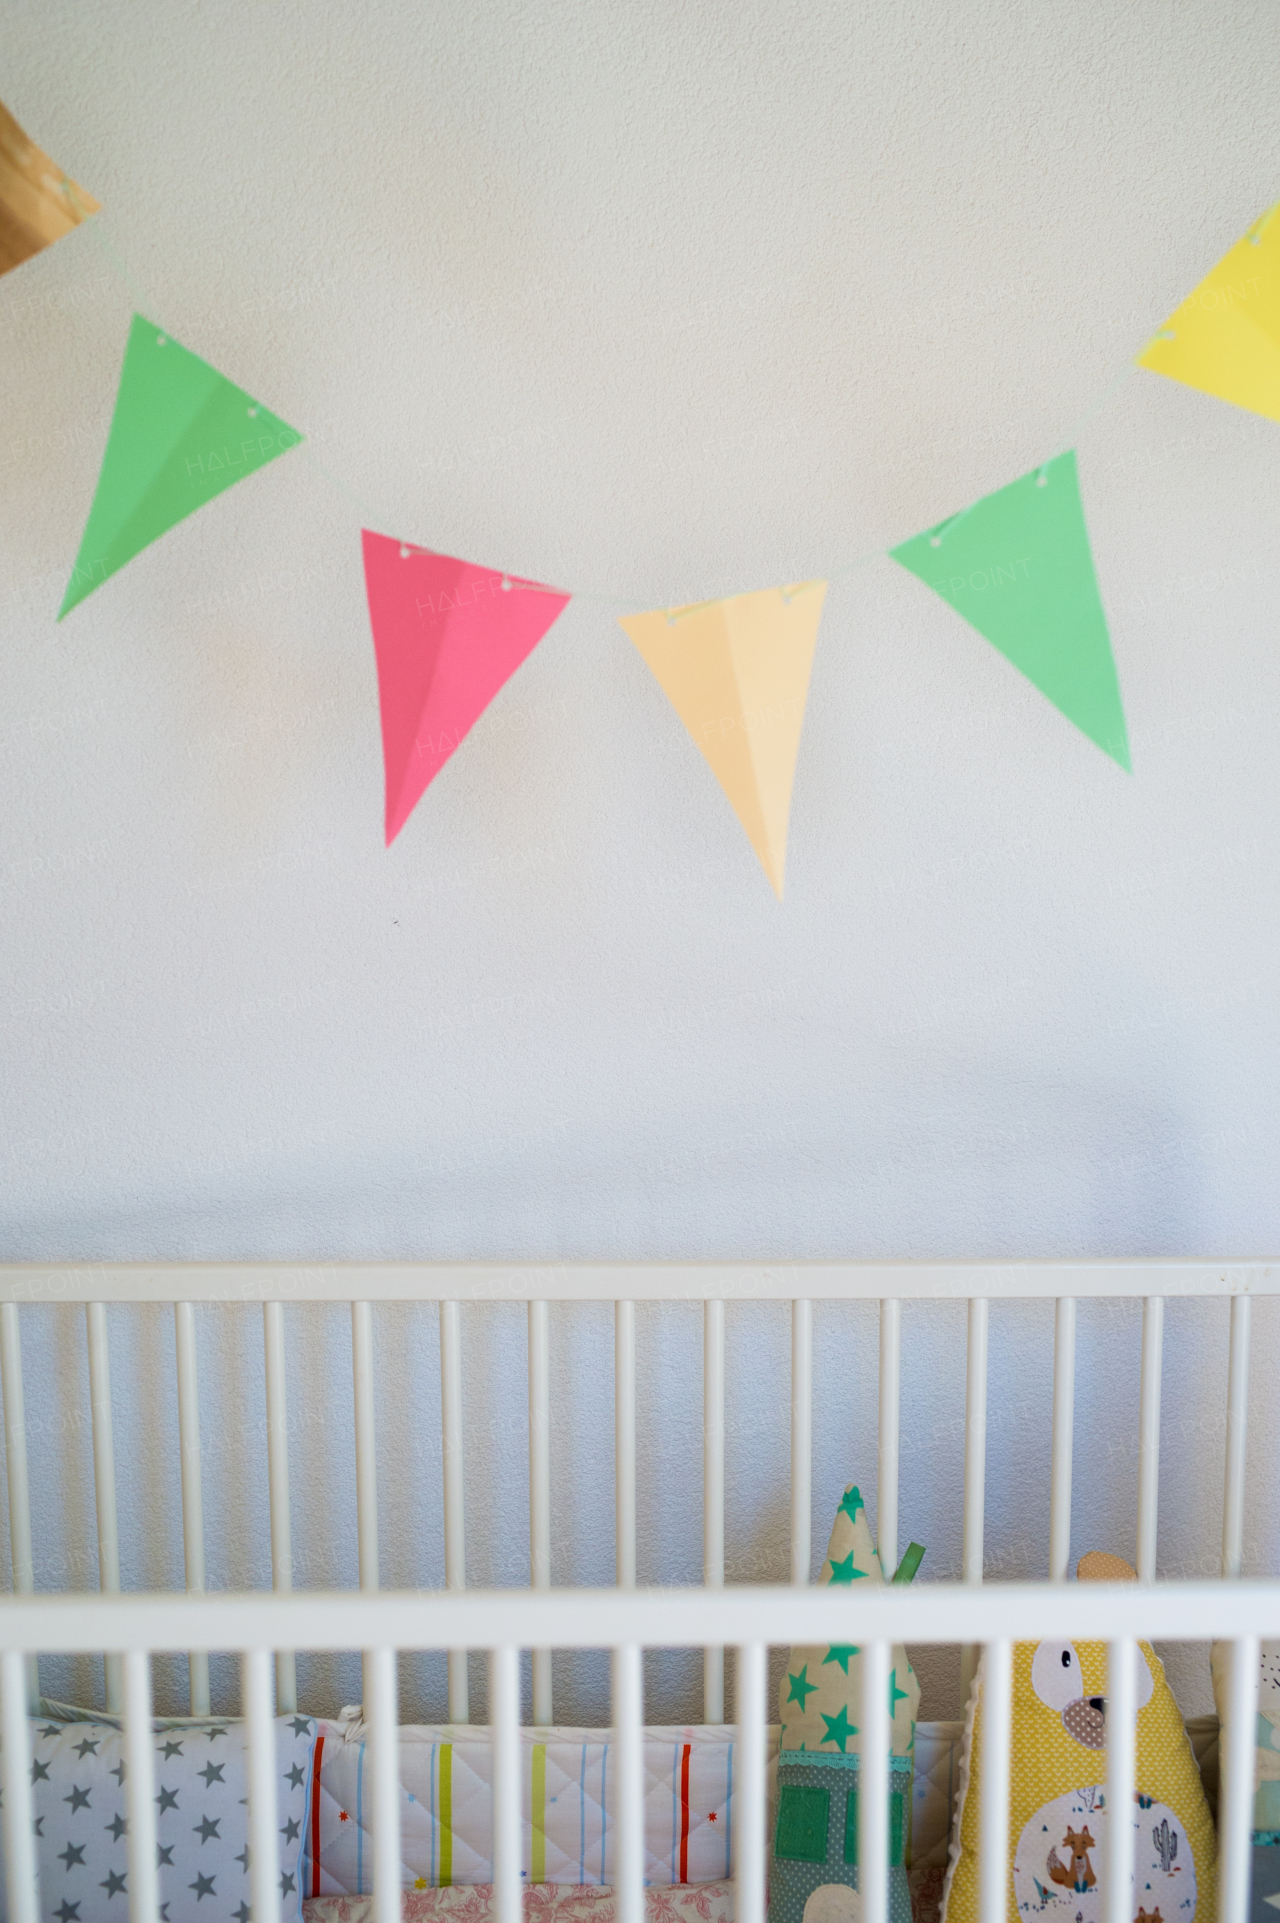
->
362, 530, 571, 844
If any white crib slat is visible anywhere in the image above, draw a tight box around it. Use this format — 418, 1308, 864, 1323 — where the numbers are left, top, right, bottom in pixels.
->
529, 1300, 552, 1725
440, 1300, 469, 1723
735, 1641, 767, 1923
86, 1304, 121, 1590
1220, 1634, 1260, 1923
354, 1297, 381, 1749
860, 1638, 890, 1923
704, 1298, 725, 1722
0, 1306, 38, 1707
174, 1302, 210, 1716
368, 1645, 403, 1923
262, 1302, 296, 1715
1222, 1296, 1251, 1579
963, 1300, 988, 1581
353, 1301, 380, 1592
613, 1641, 644, 1923
1105, 1639, 1137, 1923
491, 1644, 522, 1923
1049, 1298, 1076, 1582
616, 1301, 636, 1589
123, 1647, 160, 1923
1137, 1298, 1164, 1581
879, 1298, 901, 1576
1, 1646, 38, 1923
960, 1298, 988, 1699
790, 1299, 812, 1585
0, 1308, 33, 1599
86, 1302, 123, 1713
243, 1646, 281, 1923
978, 1642, 1011, 1923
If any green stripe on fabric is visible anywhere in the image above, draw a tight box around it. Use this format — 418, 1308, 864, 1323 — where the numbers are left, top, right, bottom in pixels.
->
842, 1788, 905, 1866
532, 1743, 547, 1884
439, 1743, 453, 1886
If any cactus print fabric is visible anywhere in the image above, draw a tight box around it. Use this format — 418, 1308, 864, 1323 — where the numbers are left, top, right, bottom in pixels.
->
940, 1640, 1215, 1923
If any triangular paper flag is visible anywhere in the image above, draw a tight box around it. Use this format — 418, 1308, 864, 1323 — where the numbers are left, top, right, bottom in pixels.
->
362, 530, 571, 844
1138, 203, 1280, 424
618, 580, 826, 898
59, 314, 302, 619
890, 450, 1129, 769
0, 98, 99, 278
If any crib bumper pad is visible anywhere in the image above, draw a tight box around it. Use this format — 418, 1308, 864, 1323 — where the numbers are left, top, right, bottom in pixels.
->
0, 1708, 317, 1923
301, 1719, 751, 1900
5, 1708, 1220, 1920
304, 1713, 1163, 1902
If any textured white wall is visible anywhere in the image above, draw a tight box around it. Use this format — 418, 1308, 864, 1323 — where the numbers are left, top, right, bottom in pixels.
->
2, 0, 1279, 1723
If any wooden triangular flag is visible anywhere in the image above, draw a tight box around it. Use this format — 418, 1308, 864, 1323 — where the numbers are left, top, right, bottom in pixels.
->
0, 98, 99, 278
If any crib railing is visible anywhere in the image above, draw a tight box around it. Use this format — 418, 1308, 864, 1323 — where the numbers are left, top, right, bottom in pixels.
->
0, 1262, 1272, 1724
0, 1577, 1273, 1923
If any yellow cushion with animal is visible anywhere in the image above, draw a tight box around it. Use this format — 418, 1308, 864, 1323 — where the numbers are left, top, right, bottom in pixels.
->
940, 1555, 1216, 1923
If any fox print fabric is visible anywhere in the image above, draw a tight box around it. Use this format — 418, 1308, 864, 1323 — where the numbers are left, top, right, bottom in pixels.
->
940, 1638, 1215, 1923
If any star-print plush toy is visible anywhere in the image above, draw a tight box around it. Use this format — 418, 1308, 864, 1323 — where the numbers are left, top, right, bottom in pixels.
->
940, 1552, 1216, 1923
769, 1483, 920, 1923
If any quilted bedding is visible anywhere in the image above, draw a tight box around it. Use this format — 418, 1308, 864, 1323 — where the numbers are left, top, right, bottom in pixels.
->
300, 1881, 737, 1923
299, 1714, 1031, 1904
296, 1710, 1223, 1903
302, 1715, 749, 1899
3, 1704, 1219, 1923
0, 1703, 317, 1923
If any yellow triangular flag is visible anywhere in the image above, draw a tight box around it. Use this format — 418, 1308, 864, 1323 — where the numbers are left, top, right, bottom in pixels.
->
619, 580, 826, 898
1138, 202, 1280, 423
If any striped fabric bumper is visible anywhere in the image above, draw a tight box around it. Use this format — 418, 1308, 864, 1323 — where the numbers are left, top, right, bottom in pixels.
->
297, 1715, 1015, 1902
301, 1720, 751, 1899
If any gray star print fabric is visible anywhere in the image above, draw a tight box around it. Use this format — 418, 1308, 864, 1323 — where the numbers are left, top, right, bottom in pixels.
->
0, 1708, 317, 1923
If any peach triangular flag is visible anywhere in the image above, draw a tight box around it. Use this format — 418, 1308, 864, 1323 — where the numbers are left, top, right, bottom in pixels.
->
619, 580, 826, 898
1138, 202, 1280, 424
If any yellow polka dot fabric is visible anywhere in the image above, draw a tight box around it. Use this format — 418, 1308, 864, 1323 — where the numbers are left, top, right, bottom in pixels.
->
941, 1640, 1216, 1923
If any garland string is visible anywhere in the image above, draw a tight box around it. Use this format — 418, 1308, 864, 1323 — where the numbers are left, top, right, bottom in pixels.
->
62, 195, 1158, 616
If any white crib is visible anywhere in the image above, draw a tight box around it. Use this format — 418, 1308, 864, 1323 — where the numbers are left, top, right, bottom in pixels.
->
0, 1258, 1273, 1923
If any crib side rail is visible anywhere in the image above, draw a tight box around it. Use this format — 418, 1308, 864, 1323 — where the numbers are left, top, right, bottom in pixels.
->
0, 1579, 1271, 1923
2, 1260, 1276, 1301
0, 1262, 1267, 1732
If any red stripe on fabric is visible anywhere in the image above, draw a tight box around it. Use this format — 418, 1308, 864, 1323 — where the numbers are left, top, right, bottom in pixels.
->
679, 1742, 691, 1884
310, 1733, 326, 1897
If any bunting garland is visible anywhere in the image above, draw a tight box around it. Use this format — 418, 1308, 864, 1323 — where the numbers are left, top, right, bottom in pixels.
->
2, 97, 1275, 896
619, 583, 827, 899
59, 314, 302, 619
362, 532, 571, 845
1138, 203, 1280, 425
889, 451, 1130, 771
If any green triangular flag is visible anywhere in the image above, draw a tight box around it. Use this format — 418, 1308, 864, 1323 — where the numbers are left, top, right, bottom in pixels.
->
889, 449, 1130, 769
59, 313, 302, 618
